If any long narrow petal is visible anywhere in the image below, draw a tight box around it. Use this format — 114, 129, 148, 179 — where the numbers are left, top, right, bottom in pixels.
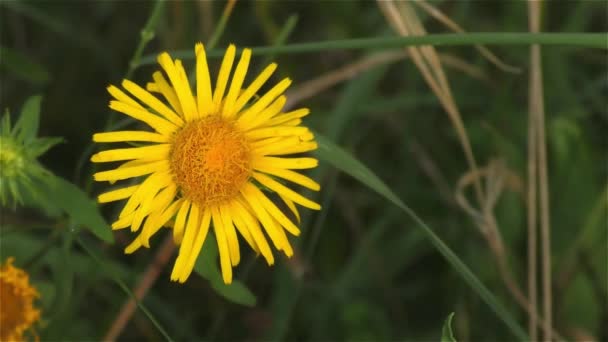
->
179, 208, 212, 282
254, 166, 320, 191
93, 131, 168, 143
226, 200, 259, 254
253, 173, 321, 210
238, 96, 286, 131
245, 183, 301, 236
195, 43, 213, 116
173, 200, 191, 244
233, 63, 277, 114
246, 126, 309, 140
279, 193, 300, 224
230, 199, 275, 265
253, 156, 318, 170
239, 189, 292, 256
138, 198, 183, 250
122, 79, 184, 126
118, 170, 172, 218
171, 204, 200, 281
98, 185, 139, 203
258, 141, 318, 156
109, 101, 177, 136
212, 205, 233, 284
93, 160, 169, 182
212, 45, 236, 113
91, 144, 170, 163
149, 71, 183, 117
219, 203, 240, 266
237, 78, 291, 124
265, 108, 310, 127
157, 53, 197, 121
223, 48, 251, 118
107, 85, 143, 109
136, 184, 176, 243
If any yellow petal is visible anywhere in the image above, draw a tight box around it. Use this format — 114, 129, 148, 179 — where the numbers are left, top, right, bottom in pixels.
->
171, 204, 200, 281
212, 205, 233, 284
91, 144, 170, 163
195, 43, 213, 116
117, 170, 172, 218
223, 48, 251, 118
179, 208, 211, 282
239, 189, 292, 256
246, 126, 309, 141
98, 185, 138, 203
122, 79, 184, 126
238, 96, 286, 131
173, 200, 191, 244
157, 52, 197, 121
93, 160, 169, 182
232, 63, 277, 115
230, 199, 276, 265
238, 78, 291, 124
246, 183, 301, 236
253, 156, 318, 170
109, 101, 177, 136
219, 203, 240, 266
107, 85, 143, 109
150, 71, 183, 117
265, 108, 310, 127
254, 166, 320, 191
253, 173, 321, 210
212, 44, 236, 113
93, 131, 168, 143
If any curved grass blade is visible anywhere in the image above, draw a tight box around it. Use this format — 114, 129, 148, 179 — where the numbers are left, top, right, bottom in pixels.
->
139, 32, 607, 65
313, 133, 528, 340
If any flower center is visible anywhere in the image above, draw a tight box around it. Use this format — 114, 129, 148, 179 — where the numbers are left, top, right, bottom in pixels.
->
170, 116, 252, 207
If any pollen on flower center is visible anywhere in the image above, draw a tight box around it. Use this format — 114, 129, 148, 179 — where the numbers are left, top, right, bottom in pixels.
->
170, 116, 252, 206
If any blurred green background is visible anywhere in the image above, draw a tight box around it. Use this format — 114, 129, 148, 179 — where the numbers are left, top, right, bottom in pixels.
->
1, 1, 606, 341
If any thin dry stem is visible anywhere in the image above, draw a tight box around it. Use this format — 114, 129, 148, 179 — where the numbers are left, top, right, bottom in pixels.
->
377, 0, 485, 206
413, 0, 521, 74
285, 50, 488, 111
528, 1, 552, 340
103, 235, 176, 342
455, 162, 564, 341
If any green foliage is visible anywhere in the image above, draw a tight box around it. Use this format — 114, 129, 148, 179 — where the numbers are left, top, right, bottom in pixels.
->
0, 1, 605, 341
194, 232, 257, 307
441, 312, 457, 342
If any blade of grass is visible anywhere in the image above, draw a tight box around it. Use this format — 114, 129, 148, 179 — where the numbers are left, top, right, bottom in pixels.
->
314, 133, 528, 340
138, 32, 607, 64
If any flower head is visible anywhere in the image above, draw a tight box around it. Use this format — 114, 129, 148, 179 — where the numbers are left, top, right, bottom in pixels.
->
0, 258, 41, 341
92, 43, 320, 284
0, 98, 62, 208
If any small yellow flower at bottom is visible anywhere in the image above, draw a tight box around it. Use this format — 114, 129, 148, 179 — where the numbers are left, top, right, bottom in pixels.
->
0, 258, 41, 342
92, 43, 321, 284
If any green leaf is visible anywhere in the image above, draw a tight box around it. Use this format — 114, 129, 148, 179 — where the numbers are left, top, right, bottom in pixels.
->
14, 95, 42, 143
1, 110, 12, 136
313, 133, 527, 340
441, 312, 457, 342
194, 233, 257, 307
48, 176, 114, 243
27, 137, 64, 158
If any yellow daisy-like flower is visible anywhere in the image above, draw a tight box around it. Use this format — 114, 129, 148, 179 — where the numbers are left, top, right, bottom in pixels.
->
0, 258, 41, 341
92, 43, 320, 284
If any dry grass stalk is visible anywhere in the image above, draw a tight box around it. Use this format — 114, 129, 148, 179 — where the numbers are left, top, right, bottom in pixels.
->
527, 1, 553, 341
412, 0, 522, 74
376, 0, 485, 206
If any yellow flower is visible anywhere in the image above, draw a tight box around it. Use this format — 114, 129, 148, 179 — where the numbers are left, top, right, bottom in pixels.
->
92, 43, 320, 284
0, 258, 41, 341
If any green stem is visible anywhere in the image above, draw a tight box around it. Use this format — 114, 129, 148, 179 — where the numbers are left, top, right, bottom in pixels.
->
138, 32, 607, 65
